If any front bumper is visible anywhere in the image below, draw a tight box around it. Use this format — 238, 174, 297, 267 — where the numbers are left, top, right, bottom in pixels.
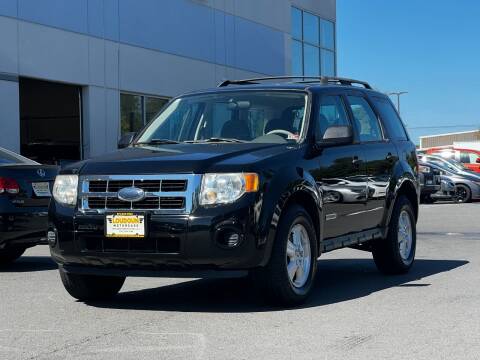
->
49, 196, 269, 275
0, 211, 48, 250
420, 184, 440, 195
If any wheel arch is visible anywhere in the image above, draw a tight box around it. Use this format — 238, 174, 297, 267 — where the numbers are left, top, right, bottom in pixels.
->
259, 179, 323, 266
388, 177, 419, 226
282, 190, 322, 248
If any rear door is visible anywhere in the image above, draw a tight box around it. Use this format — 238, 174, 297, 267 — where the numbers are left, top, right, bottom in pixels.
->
344, 93, 398, 231
313, 93, 368, 239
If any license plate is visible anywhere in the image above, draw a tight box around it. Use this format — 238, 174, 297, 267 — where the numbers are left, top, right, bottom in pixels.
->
426, 180, 433, 185
105, 212, 145, 238
32, 182, 51, 197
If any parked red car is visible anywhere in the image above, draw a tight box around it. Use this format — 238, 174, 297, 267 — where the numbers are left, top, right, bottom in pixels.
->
424, 146, 480, 173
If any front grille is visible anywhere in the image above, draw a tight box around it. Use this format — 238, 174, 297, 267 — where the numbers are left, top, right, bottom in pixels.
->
79, 175, 198, 213
161, 180, 187, 192
160, 197, 185, 209
88, 180, 107, 192
107, 180, 133, 192
87, 197, 106, 209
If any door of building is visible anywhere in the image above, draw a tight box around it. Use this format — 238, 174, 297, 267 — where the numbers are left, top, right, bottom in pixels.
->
19, 78, 82, 165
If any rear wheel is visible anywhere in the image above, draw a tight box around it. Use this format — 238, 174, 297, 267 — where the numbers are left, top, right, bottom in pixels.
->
372, 195, 416, 274
59, 268, 125, 301
0, 248, 26, 267
454, 184, 471, 203
252, 204, 317, 306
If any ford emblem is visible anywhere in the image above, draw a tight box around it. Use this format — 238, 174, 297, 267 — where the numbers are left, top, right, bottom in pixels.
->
118, 187, 145, 202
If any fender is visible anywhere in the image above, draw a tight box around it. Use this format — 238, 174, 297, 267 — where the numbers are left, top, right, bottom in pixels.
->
383, 167, 419, 230
256, 166, 323, 266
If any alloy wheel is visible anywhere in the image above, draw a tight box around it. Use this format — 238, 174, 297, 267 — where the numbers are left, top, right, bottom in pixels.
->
286, 224, 311, 288
398, 210, 413, 262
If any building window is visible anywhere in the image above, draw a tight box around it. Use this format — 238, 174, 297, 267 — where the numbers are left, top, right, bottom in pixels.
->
291, 7, 336, 77
120, 93, 169, 140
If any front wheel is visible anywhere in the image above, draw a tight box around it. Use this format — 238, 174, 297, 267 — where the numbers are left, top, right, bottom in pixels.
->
59, 268, 125, 301
454, 184, 472, 203
0, 248, 26, 267
372, 195, 416, 274
252, 204, 317, 306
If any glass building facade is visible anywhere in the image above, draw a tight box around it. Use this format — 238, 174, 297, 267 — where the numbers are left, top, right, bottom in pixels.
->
291, 7, 336, 77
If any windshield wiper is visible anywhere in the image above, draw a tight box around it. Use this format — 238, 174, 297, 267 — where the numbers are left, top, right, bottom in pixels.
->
134, 139, 180, 146
184, 137, 247, 143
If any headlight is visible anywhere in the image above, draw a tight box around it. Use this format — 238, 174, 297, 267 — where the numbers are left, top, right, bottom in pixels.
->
200, 173, 259, 205
418, 165, 430, 173
53, 175, 78, 207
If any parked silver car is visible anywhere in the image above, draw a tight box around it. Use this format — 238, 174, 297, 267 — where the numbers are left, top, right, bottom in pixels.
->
418, 154, 480, 202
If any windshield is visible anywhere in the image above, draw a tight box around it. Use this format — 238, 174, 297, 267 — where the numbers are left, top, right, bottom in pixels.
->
430, 152, 469, 171
422, 155, 462, 174
444, 157, 469, 171
136, 91, 307, 144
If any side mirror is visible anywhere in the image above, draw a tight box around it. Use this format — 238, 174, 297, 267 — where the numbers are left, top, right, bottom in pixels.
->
317, 125, 353, 147
118, 132, 136, 149
476, 158, 480, 164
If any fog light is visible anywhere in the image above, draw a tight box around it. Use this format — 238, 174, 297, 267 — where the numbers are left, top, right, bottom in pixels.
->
215, 227, 243, 249
47, 229, 57, 247
226, 232, 240, 247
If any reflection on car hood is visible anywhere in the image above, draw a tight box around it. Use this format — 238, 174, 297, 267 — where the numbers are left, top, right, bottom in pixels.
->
77, 143, 297, 174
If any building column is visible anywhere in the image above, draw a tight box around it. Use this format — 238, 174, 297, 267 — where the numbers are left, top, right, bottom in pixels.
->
82, 86, 119, 159
0, 76, 20, 153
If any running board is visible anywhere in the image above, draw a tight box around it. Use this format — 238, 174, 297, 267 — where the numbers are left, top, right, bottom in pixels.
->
321, 228, 384, 253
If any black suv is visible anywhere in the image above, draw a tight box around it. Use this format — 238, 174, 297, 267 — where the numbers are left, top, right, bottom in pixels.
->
49, 77, 419, 306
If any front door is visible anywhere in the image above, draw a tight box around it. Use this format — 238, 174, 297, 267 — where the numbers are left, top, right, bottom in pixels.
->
312, 94, 368, 239
345, 94, 396, 230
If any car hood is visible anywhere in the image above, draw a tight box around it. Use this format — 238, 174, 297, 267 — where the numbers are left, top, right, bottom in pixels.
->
77, 143, 298, 175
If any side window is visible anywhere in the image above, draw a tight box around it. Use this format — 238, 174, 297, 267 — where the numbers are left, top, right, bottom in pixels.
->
469, 153, 480, 164
459, 151, 471, 163
460, 151, 479, 164
316, 96, 350, 138
347, 96, 383, 142
372, 97, 408, 141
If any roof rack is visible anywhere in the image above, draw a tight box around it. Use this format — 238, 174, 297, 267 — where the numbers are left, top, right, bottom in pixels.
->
217, 76, 372, 89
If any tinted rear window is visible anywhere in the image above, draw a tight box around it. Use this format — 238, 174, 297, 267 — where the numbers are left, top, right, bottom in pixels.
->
0, 149, 36, 165
373, 97, 409, 141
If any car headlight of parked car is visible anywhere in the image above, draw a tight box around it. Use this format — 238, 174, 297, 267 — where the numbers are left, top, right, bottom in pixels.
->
53, 175, 78, 207
418, 165, 430, 173
200, 173, 259, 205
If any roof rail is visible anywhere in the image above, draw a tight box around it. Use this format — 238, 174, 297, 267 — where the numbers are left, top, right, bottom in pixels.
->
217, 76, 372, 89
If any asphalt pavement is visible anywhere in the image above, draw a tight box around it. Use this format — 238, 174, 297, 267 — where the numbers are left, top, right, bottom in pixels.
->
1, 202, 479, 360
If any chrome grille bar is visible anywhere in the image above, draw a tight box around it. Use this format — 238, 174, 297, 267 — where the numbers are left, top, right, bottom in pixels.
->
78, 174, 201, 214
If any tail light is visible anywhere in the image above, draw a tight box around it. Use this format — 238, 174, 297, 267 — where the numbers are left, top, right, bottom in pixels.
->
0, 177, 20, 195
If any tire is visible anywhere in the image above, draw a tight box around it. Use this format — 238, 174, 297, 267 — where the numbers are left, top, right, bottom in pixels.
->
372, 195, 416, 275
252, 204, 317, 306
0, 248, 26, 267
59, 268, 125, 301
454, 184, 472, 203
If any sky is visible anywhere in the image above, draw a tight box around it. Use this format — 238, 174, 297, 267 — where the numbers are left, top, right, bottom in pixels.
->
336, 0, 480, 144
